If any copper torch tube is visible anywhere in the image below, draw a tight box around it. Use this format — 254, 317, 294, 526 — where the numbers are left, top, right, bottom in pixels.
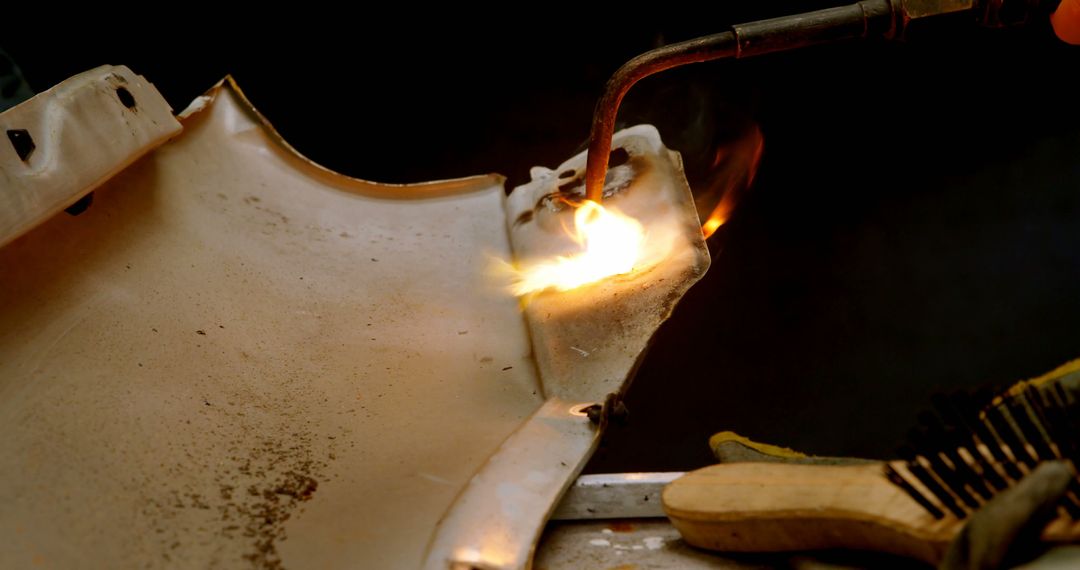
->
583, 31, 738, 202
584, 0, 1072, 203
584, 0, 897, 202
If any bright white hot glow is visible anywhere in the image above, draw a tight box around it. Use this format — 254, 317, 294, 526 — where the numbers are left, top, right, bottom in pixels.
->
508, 200, 647, 296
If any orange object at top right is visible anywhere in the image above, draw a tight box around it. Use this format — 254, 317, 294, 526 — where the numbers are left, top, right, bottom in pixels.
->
1054, 0, 1080, 44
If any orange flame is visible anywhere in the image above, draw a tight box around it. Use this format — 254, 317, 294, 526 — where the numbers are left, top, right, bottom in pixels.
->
700, 125, 764, 239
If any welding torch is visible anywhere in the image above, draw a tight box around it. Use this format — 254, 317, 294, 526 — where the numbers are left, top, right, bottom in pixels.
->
584, 0, 1073, 204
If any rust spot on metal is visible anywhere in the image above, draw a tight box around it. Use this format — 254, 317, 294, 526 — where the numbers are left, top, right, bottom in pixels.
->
514, 210, 534, 227
607, 521, 636, 533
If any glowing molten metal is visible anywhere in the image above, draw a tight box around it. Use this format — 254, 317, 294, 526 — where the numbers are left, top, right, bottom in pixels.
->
510, 200, 646, 296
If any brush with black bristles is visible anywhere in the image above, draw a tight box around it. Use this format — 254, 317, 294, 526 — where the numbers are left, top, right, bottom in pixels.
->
662, 362, 1080, 565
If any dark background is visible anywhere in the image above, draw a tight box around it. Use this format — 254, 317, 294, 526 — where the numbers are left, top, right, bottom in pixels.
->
6, 6, 1080, 473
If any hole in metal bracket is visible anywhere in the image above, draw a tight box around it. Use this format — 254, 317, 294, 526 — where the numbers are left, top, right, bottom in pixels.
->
6, 128, 34, 161
116, 86, 136, 109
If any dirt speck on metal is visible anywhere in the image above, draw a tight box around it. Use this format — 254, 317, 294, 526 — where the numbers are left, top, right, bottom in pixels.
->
137, 398, 339, 569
